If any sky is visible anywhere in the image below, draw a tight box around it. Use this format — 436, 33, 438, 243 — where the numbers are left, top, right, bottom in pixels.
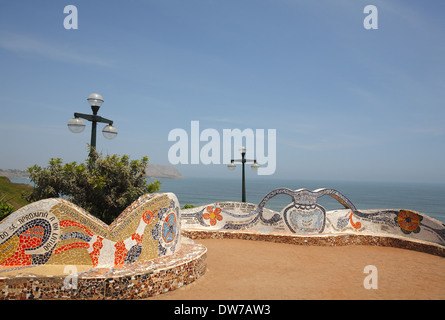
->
0, 0, 444, 183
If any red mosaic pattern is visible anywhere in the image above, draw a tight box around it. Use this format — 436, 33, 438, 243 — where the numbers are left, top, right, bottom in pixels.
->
60, 220, 94, 236
114, 241, 128, 267
131, 233, 143, 244
54, 242, 90, 255
0, 226, 45, 267
89, 236, 104, 267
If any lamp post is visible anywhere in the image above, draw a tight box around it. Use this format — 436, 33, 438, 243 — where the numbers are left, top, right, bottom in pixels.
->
67, 93, 117, 158
228, 146, 259, 203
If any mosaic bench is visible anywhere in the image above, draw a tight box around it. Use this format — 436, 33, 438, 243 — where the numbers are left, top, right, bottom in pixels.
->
181, 187, 445, 256
0, 193, 207, 299
0, 241, 206, 299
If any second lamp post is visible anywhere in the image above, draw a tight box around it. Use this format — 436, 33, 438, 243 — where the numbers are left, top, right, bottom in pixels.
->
228, 146, 259, 203
67, 93, 118, 158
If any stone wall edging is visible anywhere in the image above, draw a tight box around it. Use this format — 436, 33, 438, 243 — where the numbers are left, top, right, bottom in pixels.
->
182, 229, 445, 258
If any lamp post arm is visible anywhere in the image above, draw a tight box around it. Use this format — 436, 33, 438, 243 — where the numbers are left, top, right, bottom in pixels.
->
74, 113, 113, 125
74, 112, 94, 122
93, 115, 113, 125
231, 158, 256, 164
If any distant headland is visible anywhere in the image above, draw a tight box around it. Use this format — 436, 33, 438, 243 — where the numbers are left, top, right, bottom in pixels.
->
0, 164, 183, 180
0, 169, 28, 178
145, 164, 183, 179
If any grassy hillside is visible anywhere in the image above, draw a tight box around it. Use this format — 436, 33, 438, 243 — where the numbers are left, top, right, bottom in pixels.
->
0, 176, 32, 209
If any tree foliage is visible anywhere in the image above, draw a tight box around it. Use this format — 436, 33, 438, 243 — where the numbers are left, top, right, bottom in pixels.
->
24, 150, 161, 224
0, 194, 16, 221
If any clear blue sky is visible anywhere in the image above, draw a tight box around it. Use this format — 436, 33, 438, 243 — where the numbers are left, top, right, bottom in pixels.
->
0, 0, 444, 183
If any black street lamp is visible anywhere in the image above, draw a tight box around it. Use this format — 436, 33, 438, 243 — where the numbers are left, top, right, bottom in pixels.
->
67, 93, 117, 158
228, 146, 260, 203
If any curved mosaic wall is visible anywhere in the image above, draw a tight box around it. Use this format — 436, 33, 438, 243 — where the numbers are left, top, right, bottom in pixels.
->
182, 188, 445, 248
0, 193, 181, 269
0, 242, 206, 300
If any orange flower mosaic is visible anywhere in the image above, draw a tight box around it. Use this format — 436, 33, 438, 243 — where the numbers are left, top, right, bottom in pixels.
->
203, 206, 223, 226
142, 211, 155, 225
396, 210, 422, 234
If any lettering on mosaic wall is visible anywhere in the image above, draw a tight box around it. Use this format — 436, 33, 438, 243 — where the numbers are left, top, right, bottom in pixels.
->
258, 188, 295, 209
109, 208, 143, 240
0, 211, 45, 240
52, 203, 108, 238
293, 190, 317, 205
0, 210, 60, 255
217, 202, 256, 213
108, 194, 171, 240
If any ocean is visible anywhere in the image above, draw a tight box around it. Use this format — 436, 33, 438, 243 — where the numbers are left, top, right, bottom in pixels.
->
10, 176, 445, 224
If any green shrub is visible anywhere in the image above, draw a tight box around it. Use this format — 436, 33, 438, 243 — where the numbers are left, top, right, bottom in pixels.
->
0, 195, 15, 221
24, 150, 161, 224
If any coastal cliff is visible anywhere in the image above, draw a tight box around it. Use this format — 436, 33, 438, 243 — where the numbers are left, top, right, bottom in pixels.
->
0, 164, 183, 180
